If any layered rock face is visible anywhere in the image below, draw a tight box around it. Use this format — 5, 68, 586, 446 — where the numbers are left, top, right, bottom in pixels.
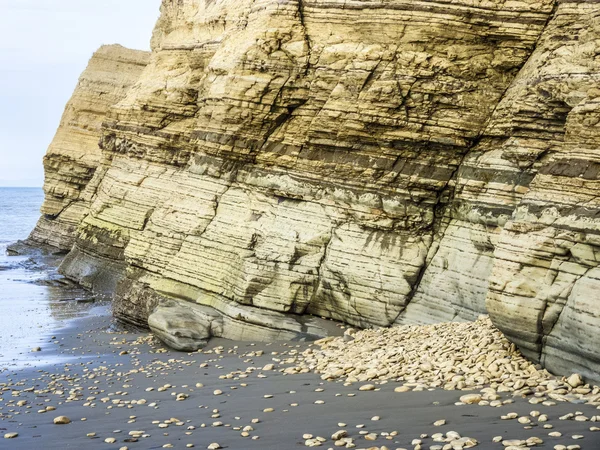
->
400, 2, 600, 381
28, 45, 150, 250
487, 3, 600, 381
60, 0, 554, 322
27, 1, 600, 379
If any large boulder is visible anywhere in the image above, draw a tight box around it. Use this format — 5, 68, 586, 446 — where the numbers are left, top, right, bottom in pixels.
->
148, 299, 223, 351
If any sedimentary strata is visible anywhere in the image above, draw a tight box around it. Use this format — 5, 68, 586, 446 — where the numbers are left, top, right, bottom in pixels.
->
27, 45, 149, 250
26, 0, 600, 381
400, 2, 600, 382
52, 0, 554, 323
487, 3, 600, 383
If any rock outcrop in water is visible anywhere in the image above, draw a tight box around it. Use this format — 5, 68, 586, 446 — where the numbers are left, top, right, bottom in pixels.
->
25, 0, 600, 381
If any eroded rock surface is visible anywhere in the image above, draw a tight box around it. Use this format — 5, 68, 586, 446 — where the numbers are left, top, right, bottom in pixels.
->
148, 299, 219, 351
57, 0, 553, 324
148, 298, 332, 350
27, 45, 150, 250
25, 0, 600, 380
487, 3, 600, 381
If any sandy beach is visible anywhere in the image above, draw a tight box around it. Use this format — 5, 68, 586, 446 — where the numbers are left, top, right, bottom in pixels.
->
1, 309, 599, 450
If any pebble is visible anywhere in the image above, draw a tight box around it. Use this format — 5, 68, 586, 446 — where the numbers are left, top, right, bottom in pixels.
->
297, 315, 600, 415
359, 384, 376, 391
53, 416, 71, 425
331, 430, 347, 440
2, 312, 598, 450
459, 394, 482, 405
394, 386, 411, 393
567, 374, 584, 388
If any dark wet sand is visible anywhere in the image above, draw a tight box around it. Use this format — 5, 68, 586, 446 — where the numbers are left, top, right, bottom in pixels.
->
1, 312, 599, 450
0, 245, 100, 370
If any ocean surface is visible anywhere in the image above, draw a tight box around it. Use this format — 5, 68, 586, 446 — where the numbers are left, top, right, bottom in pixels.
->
0, 187, 105, 370
0, 187, 43, 245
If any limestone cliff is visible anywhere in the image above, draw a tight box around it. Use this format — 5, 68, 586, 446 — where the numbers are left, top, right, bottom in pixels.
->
28, 45, 150, 250
400, 1, 600, 382
26, 1, 600, 381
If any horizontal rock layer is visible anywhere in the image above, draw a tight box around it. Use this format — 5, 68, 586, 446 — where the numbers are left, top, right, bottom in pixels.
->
27, 0, 600, 380
28, 45, 150, 250
487, 2, 600, 382
400, 1, 600, 382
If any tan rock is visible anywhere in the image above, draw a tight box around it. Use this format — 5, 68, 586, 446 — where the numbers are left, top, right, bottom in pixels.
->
459, 394, 483, 405
567, 374, 584, 388
53, 416, 71, 425
26, 45, 149, 251
26, 0, 600, 384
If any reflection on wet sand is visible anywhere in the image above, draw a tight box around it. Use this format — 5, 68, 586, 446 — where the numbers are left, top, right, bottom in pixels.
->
0, 246, 110, 370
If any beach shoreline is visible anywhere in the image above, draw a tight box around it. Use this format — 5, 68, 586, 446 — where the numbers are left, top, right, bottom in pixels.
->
0, 238, 107, 372
1, 305, 599, 450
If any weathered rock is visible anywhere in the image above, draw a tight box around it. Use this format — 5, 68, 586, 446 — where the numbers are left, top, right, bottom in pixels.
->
148, 299, 219, 351
148, 296, 332, 350
393, 1, 600, 381
53, 416, 71, 425
25, 0, 600, 380
485, 3, 600, 382
56, 0, 553, 327
27, 45, 149, 250
459, 394, 482, 405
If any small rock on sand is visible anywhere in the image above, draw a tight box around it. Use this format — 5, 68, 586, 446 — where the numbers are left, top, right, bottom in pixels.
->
53, 416, 71, 425
567, 374, 584, 388
459, 394, 482, 404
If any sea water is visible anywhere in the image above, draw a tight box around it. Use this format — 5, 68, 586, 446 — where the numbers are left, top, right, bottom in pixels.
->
0, 187, 43, 245
0, 187, 104, 370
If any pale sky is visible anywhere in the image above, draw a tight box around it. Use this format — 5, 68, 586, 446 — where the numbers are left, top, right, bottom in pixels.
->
0, 0, 161, 187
